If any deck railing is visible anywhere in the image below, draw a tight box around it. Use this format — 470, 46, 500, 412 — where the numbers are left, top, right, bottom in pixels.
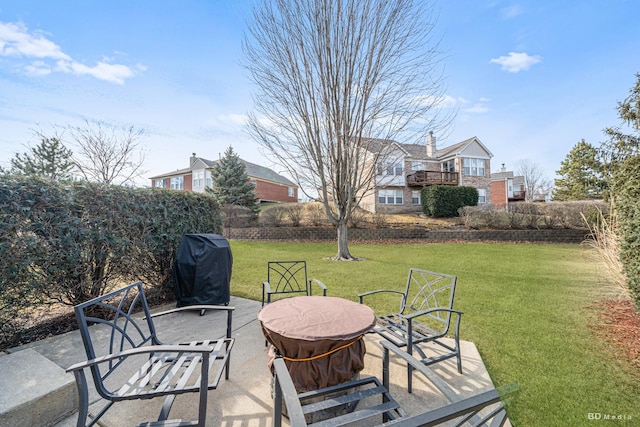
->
406, 170, 459, 186
510, 191, 526, 200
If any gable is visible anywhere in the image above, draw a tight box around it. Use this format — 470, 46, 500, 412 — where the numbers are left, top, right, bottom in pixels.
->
190, 158, 210, 170
437, 137, 493, 160
460, 139, 492, 158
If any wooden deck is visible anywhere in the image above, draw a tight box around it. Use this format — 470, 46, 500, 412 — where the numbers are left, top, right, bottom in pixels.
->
406, 170, 459, 186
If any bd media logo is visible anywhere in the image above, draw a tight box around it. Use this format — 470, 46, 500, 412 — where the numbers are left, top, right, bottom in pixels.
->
588, 413, 602, 420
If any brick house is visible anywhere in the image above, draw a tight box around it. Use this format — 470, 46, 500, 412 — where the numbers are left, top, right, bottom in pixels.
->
490, 164, 526, 208
360, 133, 493, 213
149, 153, 298, 203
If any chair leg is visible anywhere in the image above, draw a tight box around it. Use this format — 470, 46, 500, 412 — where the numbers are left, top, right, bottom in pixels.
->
73, 370, 89, 427
407, 320, 413, 393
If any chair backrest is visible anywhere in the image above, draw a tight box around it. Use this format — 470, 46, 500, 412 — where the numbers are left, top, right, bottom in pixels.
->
267, 261, 309, 296
400, 269, 457, 330
73, 282, 159, 395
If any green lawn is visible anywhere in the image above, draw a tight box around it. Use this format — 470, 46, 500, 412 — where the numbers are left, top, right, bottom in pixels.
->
229, 240, 639, 426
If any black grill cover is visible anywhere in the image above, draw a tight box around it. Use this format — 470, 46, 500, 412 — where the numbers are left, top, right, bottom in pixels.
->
173, 234, 232, 306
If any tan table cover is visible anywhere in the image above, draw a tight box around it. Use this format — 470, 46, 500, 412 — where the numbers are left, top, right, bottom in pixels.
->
258, 296, 376, 392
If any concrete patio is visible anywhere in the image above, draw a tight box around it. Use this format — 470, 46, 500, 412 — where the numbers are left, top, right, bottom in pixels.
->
2, 296, 508, 426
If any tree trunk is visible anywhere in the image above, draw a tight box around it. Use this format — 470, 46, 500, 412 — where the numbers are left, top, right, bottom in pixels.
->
335, 220, 354, 260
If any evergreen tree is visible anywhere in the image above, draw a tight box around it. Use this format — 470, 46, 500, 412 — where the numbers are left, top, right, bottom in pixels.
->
10, 136, 75, 181
206, 146, 259, 214
601, 73, 640, 310
553, 139, 606, 201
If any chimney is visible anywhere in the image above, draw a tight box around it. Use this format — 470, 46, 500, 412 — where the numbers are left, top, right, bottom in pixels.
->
501, 163, 506, 172
426, 131, 436, 157
190, 153, 197, 167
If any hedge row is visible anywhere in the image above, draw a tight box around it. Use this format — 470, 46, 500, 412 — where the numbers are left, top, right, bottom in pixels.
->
0, 176, 222, 345
422, 185, 478, 217
615, 156, 640, 308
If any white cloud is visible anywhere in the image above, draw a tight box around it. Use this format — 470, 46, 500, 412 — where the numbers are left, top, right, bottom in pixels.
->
0, 21, 70, 60
0, 20, 140, 84
490, 52, 542, 73
56, 59, 135, 85
25, 60, 52, 76
411, 94, 468, 109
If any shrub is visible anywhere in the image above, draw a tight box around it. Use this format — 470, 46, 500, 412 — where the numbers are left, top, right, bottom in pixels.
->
0, 176, 223, 346
422, 185, 478, 218
614, 155, 640, 309
306, 203, 328, 226
260, 205, 287, 227
458, 205, 509, 229
348, 208, 369, 228
285, 204, 305, 227
221, 204, 256, 229
582, 207, 627, 296
373, 213, 389, 229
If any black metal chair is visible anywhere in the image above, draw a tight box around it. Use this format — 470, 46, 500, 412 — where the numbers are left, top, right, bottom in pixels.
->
66, 281, 234, 427
359, 269, 462, 391
261, 260, 327, 307
272, 340, 510, 427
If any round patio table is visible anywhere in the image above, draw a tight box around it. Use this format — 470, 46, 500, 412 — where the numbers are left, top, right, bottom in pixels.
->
258, 295, 376, 392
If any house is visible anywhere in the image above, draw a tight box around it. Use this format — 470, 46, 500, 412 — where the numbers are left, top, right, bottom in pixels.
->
490, 164, 526, 207
149, 153, 298, 203
360, 133, 493, 213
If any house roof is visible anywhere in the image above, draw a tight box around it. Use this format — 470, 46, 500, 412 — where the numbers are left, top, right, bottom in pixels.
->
150, 156, 296, 187
435, 137, 494, 159
491, 171, 514, 180
363, 136, 493, 161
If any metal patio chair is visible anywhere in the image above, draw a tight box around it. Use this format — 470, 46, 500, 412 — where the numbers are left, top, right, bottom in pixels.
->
359, 269, 462, 392
272, 340, 510, 427
66, 281, 234, 427
262, 260, 327, 306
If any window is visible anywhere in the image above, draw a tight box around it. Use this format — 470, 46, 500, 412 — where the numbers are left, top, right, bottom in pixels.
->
442, 160, 456, 173
463, 158, 485, 177
154, 179, 165, 189
411, 161, 426, 172
170, 176, 184, 190
412, 191, 421, 205
193, 170, 204, 187
378, 189, 403, 205
477, 188, 486, 204
383, 162, 403, 176
288, 187, 295, 197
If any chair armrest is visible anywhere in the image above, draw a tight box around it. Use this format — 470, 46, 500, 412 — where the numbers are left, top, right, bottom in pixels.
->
309, 279, 327, 296
382, 389, 504, 426
150, 305, 235, 318
66, 344, 215, 373
403, 308, 463, 320
262, 281, 273, 294
357, 289, 405, 304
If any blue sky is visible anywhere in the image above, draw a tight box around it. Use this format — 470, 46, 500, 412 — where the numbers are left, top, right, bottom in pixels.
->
1, 0, 639, 186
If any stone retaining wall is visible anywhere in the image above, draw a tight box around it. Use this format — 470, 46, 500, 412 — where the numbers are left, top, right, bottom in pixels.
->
226, 227, 590, 243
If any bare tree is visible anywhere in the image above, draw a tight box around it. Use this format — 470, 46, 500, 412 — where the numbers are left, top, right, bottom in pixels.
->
67, 120, 147, 185
243, 0, 452, 260
515, 159, 551, 201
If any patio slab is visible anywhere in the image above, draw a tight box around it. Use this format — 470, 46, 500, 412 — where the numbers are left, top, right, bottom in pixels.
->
8, 296, 508, 426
